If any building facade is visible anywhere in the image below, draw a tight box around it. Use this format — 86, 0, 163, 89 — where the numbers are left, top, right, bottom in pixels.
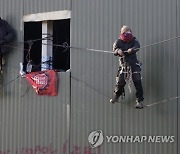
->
0, 0, 179, 153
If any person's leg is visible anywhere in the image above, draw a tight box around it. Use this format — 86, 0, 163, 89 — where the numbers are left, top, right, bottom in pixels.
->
114, 74, 126, 96
110, 69, 126, 103
133, 79, 144, 101
131, 63, 144, 108
132, 73, 144, 109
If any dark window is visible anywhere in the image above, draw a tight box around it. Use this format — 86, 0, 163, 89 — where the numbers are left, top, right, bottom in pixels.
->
24, 22, 42, 72
53, 19, 70, 71
23, 19, 70, 72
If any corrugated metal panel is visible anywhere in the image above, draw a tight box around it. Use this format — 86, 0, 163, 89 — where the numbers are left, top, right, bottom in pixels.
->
0, 0, 25, 152
0, 0, 180, 153
121, 0, 178, 153
1, 0, 71, 153
177, 1, 180, 154
71, 0, 120, 153
71, 0, 179, 154
19, 72, 70, 153
0, 71, 70, 153
23, 0, 71, 15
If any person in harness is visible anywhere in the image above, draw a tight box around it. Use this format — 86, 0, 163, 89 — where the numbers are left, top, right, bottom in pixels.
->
0, 17, 15, 73
110, 25, 144, 109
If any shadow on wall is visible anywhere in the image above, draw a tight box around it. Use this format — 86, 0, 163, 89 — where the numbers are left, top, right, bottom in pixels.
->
142, 42, 178, 112
143, 46, 161, 104
71, 75, 110, 100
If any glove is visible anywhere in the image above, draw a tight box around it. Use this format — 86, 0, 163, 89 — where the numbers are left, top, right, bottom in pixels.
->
127, 48, 132, 53
123, 48, 132, 56
0, 39, 6, 45
123, 51, 129, 56
117, 49, 124, 57
114, 49, 123, 57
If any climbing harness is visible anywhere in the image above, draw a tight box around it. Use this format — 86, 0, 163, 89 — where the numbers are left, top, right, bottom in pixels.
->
119, 56, 141, 95
119, 57, 132, 94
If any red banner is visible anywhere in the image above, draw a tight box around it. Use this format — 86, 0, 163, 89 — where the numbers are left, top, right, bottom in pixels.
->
26, 70, 58, 96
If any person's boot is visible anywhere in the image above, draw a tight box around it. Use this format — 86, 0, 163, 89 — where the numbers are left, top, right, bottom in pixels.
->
110, 95, 120, 104
135, 100, 144, 109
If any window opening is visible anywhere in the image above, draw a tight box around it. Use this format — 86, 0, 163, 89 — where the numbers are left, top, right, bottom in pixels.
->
53, 19, 70, 71
23, 19, 70, 72
24, 22, 42, 72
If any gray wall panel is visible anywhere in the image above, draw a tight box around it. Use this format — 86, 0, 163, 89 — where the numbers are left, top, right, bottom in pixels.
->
0, 72, 70, 153
71, 0, 179, 153
177, 0, 180, 154
0, 0, 24, 152
71, 0, 122, 153
24, 0, 71, 15
0, 0, 179, 153
122, 0, 178, 154
1, 0, 71, 152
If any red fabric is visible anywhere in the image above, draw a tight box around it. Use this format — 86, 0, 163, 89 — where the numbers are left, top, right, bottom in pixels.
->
120, 33, 133, 42
26, 70, 58, 96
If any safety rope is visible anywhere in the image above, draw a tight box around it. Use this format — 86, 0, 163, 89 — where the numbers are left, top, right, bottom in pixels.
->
3, 35, 180, 54
145, 96, 180, 108
118, 57, 179, 108
49, 35, 180, 54
1, 35, 180, 107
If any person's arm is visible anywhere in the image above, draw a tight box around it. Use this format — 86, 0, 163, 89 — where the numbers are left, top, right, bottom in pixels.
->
113, 40, 124, 57
3, 20, 15, 43
127, 38, 140, 54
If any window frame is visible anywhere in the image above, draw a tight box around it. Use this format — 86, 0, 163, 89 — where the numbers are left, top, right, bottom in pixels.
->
23, 10, 71, 72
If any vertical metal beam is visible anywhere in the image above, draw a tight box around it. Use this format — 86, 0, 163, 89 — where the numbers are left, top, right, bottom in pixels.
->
42, 21, 53, 70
